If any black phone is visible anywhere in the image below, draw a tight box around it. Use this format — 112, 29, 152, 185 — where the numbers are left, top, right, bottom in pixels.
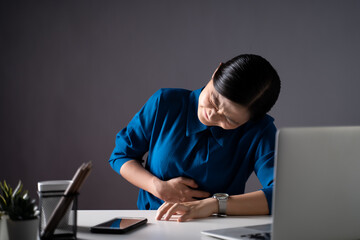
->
90, 217, 147, 234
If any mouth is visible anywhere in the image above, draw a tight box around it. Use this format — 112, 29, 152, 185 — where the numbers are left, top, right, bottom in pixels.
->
204, 109, 209, 121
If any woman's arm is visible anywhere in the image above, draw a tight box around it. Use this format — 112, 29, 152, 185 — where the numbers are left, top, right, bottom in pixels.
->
227, 190, 269, 215
120, 160, 210, 203
156, 190, 269, 222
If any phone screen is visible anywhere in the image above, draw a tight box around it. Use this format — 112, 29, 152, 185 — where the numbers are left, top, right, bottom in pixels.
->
90, 217, 147, 233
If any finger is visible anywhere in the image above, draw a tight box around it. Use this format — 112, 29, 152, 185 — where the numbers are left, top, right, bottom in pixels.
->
178, 212, 193, 222
158, 201, 169, 210
182, 190, 210, 202
179, 177, 198, 189
156, 202, 171, 220
164, 203, 189, 221
156, 202, 174, 220
190, 190, 211, 199
164, 203, 179, 221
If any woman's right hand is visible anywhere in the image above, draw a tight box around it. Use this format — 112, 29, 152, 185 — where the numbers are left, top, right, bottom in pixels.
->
153, 176, 210, 203
120, 160, 210, 203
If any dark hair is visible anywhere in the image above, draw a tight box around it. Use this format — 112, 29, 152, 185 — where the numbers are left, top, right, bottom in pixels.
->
213, 54, 281, 121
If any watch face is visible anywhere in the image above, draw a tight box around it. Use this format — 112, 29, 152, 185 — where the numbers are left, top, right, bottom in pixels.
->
214, 193, 229, 199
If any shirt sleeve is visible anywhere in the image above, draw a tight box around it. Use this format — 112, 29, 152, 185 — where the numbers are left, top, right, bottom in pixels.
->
108, 90, 161, 174
253, 122, 276, 214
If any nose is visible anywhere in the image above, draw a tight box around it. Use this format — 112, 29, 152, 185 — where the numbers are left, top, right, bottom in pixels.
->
208, 108, 222, 120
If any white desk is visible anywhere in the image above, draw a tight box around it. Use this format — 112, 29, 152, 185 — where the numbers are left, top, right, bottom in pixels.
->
77, 210, 272, 240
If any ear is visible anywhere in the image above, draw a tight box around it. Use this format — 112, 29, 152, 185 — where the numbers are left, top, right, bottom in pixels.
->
211, 62, 223, 79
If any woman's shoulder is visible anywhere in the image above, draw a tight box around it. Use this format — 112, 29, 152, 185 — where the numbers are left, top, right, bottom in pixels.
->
155, 88, 191, 96
152, 88, 192, 103
147, 88, 192, 119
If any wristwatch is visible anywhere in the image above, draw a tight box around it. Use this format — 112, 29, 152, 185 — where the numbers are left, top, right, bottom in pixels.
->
213, 193, 229, 215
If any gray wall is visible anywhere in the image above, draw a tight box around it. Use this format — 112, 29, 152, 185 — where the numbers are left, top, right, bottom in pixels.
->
1, 1, 359, 210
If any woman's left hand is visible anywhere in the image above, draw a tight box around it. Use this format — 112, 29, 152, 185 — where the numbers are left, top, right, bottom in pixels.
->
155, 197, 218, 222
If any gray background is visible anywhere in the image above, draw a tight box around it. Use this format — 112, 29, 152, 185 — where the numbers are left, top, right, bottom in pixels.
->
1, 1, 359, 210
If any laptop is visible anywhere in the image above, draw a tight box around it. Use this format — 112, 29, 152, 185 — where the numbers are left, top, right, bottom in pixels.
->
202, 126, 360, 240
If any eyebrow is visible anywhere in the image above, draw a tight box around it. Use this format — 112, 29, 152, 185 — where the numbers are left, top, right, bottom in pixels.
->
211, 93, 220, 109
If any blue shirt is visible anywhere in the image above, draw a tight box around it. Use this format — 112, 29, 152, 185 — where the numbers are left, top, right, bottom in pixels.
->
109, 88, 276, 213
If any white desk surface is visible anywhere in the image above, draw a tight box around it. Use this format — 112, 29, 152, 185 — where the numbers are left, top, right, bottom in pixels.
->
77, 210, 272, 240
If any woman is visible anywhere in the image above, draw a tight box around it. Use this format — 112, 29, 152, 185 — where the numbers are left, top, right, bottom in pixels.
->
109, 54, 281, 221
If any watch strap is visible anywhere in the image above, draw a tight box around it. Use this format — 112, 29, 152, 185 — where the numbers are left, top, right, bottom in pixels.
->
218, 198, 227, 215
213, 193, 229, 215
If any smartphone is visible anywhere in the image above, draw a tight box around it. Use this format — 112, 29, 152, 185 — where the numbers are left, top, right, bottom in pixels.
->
90, 217, 147, 234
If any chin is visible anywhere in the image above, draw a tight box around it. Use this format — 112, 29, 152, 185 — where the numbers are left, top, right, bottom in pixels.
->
200, 118, 214, 127
197, 113, 208, 126
198, 116, 206, 125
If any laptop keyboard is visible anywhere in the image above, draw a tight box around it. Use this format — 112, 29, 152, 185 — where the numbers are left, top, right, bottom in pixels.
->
240, 232, 271, 239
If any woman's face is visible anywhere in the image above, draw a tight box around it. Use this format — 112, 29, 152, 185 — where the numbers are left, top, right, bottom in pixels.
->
198, 79, 251, 130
